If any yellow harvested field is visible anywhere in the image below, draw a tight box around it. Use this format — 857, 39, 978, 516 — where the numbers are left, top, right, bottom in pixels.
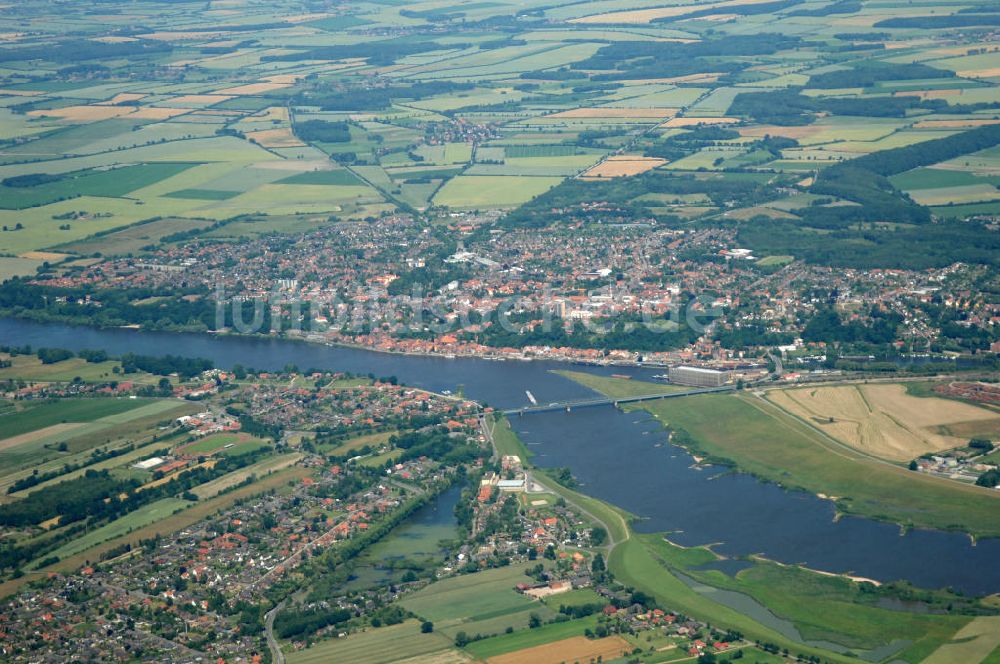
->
0, 423, 83, 451
256, 106, 290, 122
267, 73, 306, 83
129, 107, 190, 120
726, 206, 797, 220
91, 35, 138, 43
28, 105, 136, 121
393, 650, 471, 664
739, 124, 824, 140
488, 636, 633, 664
769, 383, 1000, 462
18, 251, 71, 261
583, 156, 666, 178
958, 68, 1000, 79
246, 128, 304, 148
913, 118, 1000, 129
621, 72, 717, 85
893, 89, 961, 99
282, 12, 333, 23
214, 82, 291, 95
170, 94, 235, 105
690, 12, 740, 21
572, 0, 779, 24
192, 453, 302, 499
922, 616, 1000, 664
663, 116, 738, 127
547, 107, 677, 118
99, 93, 146, 105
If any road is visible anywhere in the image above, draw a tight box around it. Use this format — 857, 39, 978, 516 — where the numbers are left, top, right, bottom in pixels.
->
503, 385, 735, 416
265, 601, 286, 664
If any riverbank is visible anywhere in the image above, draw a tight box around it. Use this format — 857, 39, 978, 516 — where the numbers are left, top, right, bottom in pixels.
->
553, 371, 1000, 539
488, 414, 986, 664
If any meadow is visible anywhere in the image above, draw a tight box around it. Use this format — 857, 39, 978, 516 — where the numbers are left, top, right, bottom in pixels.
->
399, 563, 553, 639
285, 620, 458, 664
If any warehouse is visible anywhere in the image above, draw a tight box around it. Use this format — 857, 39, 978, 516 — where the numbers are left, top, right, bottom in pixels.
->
668, 366, 733, 388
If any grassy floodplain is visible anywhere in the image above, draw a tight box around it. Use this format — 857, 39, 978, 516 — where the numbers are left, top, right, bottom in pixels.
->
640, 392, 1000, 537
558, 370, 1000, 536
486, 411, 983, 664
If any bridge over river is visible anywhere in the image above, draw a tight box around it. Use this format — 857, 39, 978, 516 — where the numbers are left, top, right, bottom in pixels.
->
503, 385, 735, 416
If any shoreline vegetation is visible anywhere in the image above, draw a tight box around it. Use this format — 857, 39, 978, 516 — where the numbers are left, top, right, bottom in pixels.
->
490, 413, 999, 664
556, 371, 1000, 538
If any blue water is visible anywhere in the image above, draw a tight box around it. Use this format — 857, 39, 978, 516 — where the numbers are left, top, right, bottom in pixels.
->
2, 318, 998, 595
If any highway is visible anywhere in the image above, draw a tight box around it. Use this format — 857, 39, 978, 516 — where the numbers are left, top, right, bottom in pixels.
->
502, 384, 735, 416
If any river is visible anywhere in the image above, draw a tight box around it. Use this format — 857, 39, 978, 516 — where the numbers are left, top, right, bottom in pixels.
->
2, 318, 998, 595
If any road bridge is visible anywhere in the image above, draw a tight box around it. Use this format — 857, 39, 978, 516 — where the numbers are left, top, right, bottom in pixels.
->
502, 385, 734, 416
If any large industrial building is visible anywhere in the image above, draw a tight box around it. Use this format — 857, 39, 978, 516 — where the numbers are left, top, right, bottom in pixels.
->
668, 365, 733, 388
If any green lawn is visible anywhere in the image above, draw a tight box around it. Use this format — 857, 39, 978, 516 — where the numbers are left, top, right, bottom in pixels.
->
180, 433, 267, 456
491, 415, 532, 461
554, 369, 684, 399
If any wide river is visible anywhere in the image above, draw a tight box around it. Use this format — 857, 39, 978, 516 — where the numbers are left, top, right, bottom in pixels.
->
2, 318, 999, 595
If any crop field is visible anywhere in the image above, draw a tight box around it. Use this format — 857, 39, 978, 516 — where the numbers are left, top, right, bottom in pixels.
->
922, 617, 1000, 664
462, 616, 601, 659
768, 383, 1000, 461
582, 155, 666, 178
486, 635, 632, 664
55, 217, 217, 255
191, 452, 303, 499
399, 563, 552, 637
31, 496, 192, 568
433, 176, 561, 208
286, 620, 457, 664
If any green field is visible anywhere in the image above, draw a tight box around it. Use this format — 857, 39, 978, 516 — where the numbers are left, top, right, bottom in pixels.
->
553, 370, 683, 399
0, 163, 196, 210
490, 416, 532, 461
285, 620, 456, 664
0, 398, 158, 442
179, 432, 268, 456
641, 535, 970, 659
31, 496, 192, 568
399, 563, 552, 638
432, 175, 562, 208
55, 217, 218, 255
462, 615, 600, 659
